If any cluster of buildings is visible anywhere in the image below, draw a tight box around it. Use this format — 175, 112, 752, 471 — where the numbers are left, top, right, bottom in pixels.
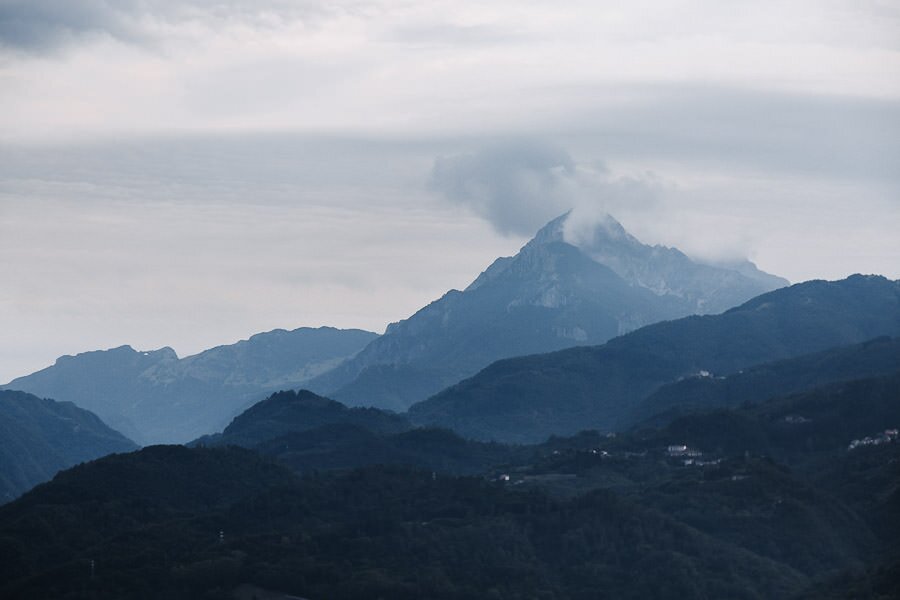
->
666, 444, 702, 458
783, 415, 811, 424
848, 429, 898, 451
665, 444, 721, 466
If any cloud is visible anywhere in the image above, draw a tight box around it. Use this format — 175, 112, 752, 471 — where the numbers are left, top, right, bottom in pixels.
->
0, 0, 127, 52
385, 22, 528, 47
429, 141, 574, 236
0, 0, 316, 53
553, 84, 900, 186
429, 140, 662, 237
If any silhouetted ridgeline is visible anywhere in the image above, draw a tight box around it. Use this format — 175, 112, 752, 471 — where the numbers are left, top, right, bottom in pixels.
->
191, 389, 521, 476
191, 389, 411, 448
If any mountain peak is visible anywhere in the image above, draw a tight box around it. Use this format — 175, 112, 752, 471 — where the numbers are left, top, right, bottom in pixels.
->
563, 211, 634, 247
528, 211, 569, 244
467, 211, 625, 292
472, 212, 787, 315
528, 211, 635, 250
51, 344, 177, 368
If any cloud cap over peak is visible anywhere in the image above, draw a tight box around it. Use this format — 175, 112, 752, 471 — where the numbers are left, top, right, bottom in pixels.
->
430, 141, 575, 236
429, 140, 662, 238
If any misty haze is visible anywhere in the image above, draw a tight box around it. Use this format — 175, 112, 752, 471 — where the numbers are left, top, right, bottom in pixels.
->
1, 1, 898, 599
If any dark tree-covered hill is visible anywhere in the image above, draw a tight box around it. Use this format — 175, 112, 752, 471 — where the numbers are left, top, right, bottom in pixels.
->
193, 389, 519, 476
0, 446, 807, 600
192, 389, 411, 448
0, 390, 137, 503
635, 336, 900, 426
255, 424, 521, 476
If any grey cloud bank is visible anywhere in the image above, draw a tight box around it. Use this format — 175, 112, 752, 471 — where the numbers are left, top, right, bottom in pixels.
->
2, 1, 899, 140
553, 85, 900, 186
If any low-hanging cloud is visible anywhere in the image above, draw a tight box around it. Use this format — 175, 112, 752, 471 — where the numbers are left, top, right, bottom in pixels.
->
429, 140, 662, 237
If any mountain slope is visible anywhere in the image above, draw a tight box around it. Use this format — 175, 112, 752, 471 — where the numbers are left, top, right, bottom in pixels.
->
193, 389, 520, 476
2, 327, 377, 445
635, 336, 900, 425
638, 371, 900, 463
312, 213, 786, 411
505, 371, 900, 580
408, 275, 900, 442
563, 212, 789, 314
0, 390, 137, 502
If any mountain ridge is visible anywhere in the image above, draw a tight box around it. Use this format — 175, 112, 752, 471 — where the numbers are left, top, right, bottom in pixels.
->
408, 274, 900, 443
311, 213, 787, 410
3, 326, 378, 444
634, 335, 900, 426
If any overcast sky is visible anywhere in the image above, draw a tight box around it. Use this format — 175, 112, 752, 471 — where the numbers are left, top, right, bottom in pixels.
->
1, 0, 898, 382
